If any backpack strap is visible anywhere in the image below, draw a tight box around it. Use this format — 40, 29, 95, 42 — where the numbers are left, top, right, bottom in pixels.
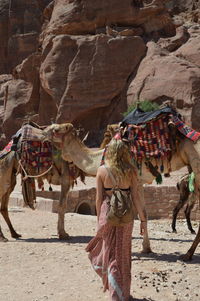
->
104, 165, 118, 188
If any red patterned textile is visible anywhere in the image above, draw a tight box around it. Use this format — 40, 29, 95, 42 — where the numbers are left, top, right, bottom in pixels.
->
101, 116, 171, 166
21, 124, 45, 141
20, 140, 52, 175
86, 199, 133, 301
172, 115, 200, 142
0, 140, 13, 159
125, 115, 171, 162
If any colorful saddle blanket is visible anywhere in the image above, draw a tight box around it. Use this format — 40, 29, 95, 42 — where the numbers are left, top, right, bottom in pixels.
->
172, 115, 200, 142
101, 114, 171, 168
102, 107, 200, 183
20, 140, 52, 176
122, 115, 171, 162
20, 124, 45, 141
0, 140, 13, 159
120, 107, 200, 163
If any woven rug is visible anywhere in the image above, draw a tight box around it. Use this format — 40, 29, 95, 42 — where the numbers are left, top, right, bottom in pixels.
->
0, 140, 13, 159
101, 115, 171, 164
125, 115, 171, 162
102, 112, 200, 163
109, 114, 171, 165
20, 140, 52, 176
171, 115, 200, 142
21, 124, 45, 141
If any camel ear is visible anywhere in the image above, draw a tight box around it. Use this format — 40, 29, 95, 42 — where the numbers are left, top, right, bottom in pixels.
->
64, 123, 73, 133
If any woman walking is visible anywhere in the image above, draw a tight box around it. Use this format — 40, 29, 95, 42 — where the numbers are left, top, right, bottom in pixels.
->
86, 139, 147, 301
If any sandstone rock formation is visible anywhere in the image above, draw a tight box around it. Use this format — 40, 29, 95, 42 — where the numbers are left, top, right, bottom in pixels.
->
127, 41, 200, 129
0, 0, 51, 74
40, 34, 146, 127
0, 0, 199, 147
175, 26, 200, 67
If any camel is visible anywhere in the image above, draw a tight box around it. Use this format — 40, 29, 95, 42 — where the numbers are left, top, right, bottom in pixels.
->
0, 131, 85, 242
43, 122, 200, 261
101, 125, 198, 235
0, 151, 19, 241
172, 174, 197, 234
43, 123, 155, 254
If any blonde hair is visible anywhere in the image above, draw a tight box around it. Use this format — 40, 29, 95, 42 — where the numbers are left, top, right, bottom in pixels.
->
105, 138, 135, 182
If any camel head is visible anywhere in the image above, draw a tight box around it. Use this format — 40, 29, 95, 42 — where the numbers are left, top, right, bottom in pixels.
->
43, 123, 77, 145
100, 124, 119, 148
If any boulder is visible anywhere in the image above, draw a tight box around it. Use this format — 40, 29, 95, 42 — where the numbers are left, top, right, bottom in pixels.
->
40, 34, 146, 133
157, 26, 189, 52
127, 42, 200, 129
0, 0, 52, 74
43, 0, 175, 36
2, 53, 41, 139
175, 26, 200, 67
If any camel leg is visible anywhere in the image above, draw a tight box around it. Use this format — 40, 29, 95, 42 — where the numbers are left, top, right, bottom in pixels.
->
0, 193, 21, 239
142, 230, 152, 253
182, 153, 200, 260
172, 198, 187, 233
180, 223, 200, 261
1, 208, 21, 238
172, 178, 190, 233
185, 202, 195, 234
138, 181, 152, 253
0, 225, 8, 242
57, 160, 71, 240
180, 172, 200, 260
0, 166, 21, 239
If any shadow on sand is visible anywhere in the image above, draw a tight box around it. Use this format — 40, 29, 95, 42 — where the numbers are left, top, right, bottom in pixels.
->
131, 250, 200, 264
131, 297, 155, 301
133, 236, 194, 243
16, 235, 93, 244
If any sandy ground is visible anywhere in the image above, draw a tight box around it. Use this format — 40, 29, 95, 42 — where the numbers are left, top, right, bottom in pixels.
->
0, 207, 200, 301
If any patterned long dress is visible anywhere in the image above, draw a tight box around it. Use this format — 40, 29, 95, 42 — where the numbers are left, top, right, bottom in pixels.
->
85, 198, 133, 301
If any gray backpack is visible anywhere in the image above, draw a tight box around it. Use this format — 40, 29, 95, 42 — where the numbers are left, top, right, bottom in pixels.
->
105, 166, 134, 226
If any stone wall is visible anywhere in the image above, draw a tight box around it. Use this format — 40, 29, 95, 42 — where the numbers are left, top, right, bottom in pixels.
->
144, 185, 200, 221
35, 185, 200, 221
36, 187, 97, 215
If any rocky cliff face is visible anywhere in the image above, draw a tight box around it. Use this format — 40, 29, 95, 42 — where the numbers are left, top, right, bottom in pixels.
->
0, 0, 199, 147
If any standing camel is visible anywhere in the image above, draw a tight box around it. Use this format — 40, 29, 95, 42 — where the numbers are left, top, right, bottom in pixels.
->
43, 122, 200, 261
0, 151, 20, 241
43, 123, 158, 254
100, 124, 198, 235
0, 133, 85, 242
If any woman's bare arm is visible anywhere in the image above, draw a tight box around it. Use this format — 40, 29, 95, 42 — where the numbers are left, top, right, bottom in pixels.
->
96, 169, 104, 220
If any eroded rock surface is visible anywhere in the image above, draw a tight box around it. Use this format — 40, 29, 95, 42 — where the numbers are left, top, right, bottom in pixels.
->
127, 42, 200, 129
0, 0, 199, 147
